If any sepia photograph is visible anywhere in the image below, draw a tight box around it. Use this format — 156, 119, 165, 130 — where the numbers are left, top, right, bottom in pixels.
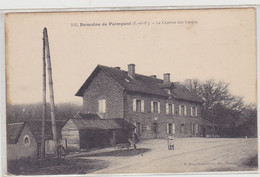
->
4, 8, 258, 175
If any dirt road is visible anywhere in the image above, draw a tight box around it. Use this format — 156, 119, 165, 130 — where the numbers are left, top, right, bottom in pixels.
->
75, 138, 258, 174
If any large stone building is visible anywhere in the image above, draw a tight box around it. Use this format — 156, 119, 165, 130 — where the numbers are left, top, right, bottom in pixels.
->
76, 64, 214, 139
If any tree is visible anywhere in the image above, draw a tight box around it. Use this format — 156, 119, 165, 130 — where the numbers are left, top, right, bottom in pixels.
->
189, 79, 257, 137
6, 103, 82, 123
190, 79, 243, 124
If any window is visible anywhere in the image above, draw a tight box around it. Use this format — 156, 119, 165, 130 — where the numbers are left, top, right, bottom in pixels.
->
151, 101, 160, 113
133, 99, 144, 112
179, 105, 186, 115
191, 106, 198, 116
167, 89, 171, 95
167, 123, 175, 134
166, 103, 174, 115
23, 135, 30, 145
98, 99, 106, 113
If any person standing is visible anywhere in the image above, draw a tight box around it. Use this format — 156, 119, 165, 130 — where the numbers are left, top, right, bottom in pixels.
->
167, 134, 174, 150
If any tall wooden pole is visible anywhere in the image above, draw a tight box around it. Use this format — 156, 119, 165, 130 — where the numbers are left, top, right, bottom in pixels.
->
43, 28, 58, 155
41, 33, 46, 158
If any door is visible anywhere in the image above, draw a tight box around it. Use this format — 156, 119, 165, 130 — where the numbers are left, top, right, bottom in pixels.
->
202, 126, 206, 137
153, 123, 158, 139
181, 124, 185, 137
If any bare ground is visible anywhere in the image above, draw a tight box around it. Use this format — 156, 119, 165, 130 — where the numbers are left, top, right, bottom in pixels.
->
76, 138, 258, 174
7, 138, 258, 175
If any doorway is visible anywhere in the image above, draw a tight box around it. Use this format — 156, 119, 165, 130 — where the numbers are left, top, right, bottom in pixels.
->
202, 126, 206, 137
181, 124, 185, 137
153, 123, 158, 139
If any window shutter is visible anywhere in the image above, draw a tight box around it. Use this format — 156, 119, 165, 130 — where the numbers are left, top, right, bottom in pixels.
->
172, 104, 174, 115
133, 99, 136, 112
98, 100, 102, 113
195, 107, 198, 116
166, 123, 169, 134
166, 103, 169, 114
134, 122, 137, 133
172, 124, 175, 134
151, 101, 154, 113
179, 105, 181, 115
141, 100, 144, 112
184, 105, 187, 115
103, 100, 106, 113
191, 107, 193, 116
158, 102, 160, 113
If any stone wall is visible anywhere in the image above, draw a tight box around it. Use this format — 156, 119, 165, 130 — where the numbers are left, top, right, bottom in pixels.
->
124, 92, 205, 139
82, 70, 124, 118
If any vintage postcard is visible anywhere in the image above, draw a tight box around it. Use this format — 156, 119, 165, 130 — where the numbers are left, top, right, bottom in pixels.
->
4, 8, 258, 176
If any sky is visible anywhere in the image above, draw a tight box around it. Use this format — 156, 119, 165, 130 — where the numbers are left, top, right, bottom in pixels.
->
5, 8, 257, 105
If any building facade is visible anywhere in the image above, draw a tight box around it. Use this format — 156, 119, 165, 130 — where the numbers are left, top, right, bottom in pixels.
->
76, 64, 214, 139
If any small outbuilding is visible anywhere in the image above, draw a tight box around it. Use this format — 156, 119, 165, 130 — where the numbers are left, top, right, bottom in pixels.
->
62, 113, 135, 151
7, 120, 65, 160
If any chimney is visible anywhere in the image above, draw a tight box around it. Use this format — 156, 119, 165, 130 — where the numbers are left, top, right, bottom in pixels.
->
114, 67, 120, 70
128, 64, 135, 79
184, 79, 192, 91
150, 75, 156, 78
163, 73, 170, 84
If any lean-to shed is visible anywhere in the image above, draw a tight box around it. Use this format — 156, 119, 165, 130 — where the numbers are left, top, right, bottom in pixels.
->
62, 113, 135, 151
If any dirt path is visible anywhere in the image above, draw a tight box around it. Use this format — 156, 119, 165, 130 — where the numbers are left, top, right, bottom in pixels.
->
74, 138, 258, 174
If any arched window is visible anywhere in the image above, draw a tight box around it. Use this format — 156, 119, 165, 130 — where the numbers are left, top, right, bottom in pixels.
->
23, 135, 30, 145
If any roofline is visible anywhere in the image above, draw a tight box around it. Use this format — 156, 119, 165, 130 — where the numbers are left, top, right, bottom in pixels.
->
8, 121, 26, 144
75, 64, 204, 103
75, 65, 100, 97
98, 65, 125, 90
174, 97, 204, 104
182, 86, 204, 103
127, 90, 168, 98
8, 122, 26, 125
75, 65, 125, 97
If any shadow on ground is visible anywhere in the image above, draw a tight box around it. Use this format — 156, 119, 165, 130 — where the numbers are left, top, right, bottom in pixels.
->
244, 154, 258, 167
8, 157, 108, 175
76, 148, 151, 157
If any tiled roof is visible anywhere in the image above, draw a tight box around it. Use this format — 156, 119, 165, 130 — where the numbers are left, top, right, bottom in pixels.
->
76, 65, 203, 103
71, 118, 134, 131
71, 119, 122, 130
7, 122, 26, 144
7, 120, 66, 144
27, 120, 65, 143
73, 113, 101, 120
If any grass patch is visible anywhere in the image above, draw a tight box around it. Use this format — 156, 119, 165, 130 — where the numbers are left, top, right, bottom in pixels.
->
8, 157, 108, 175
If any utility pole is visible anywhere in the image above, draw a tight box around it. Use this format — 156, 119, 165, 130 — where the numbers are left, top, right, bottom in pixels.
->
41, 33, 46, 158
43, 28, 58, 156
